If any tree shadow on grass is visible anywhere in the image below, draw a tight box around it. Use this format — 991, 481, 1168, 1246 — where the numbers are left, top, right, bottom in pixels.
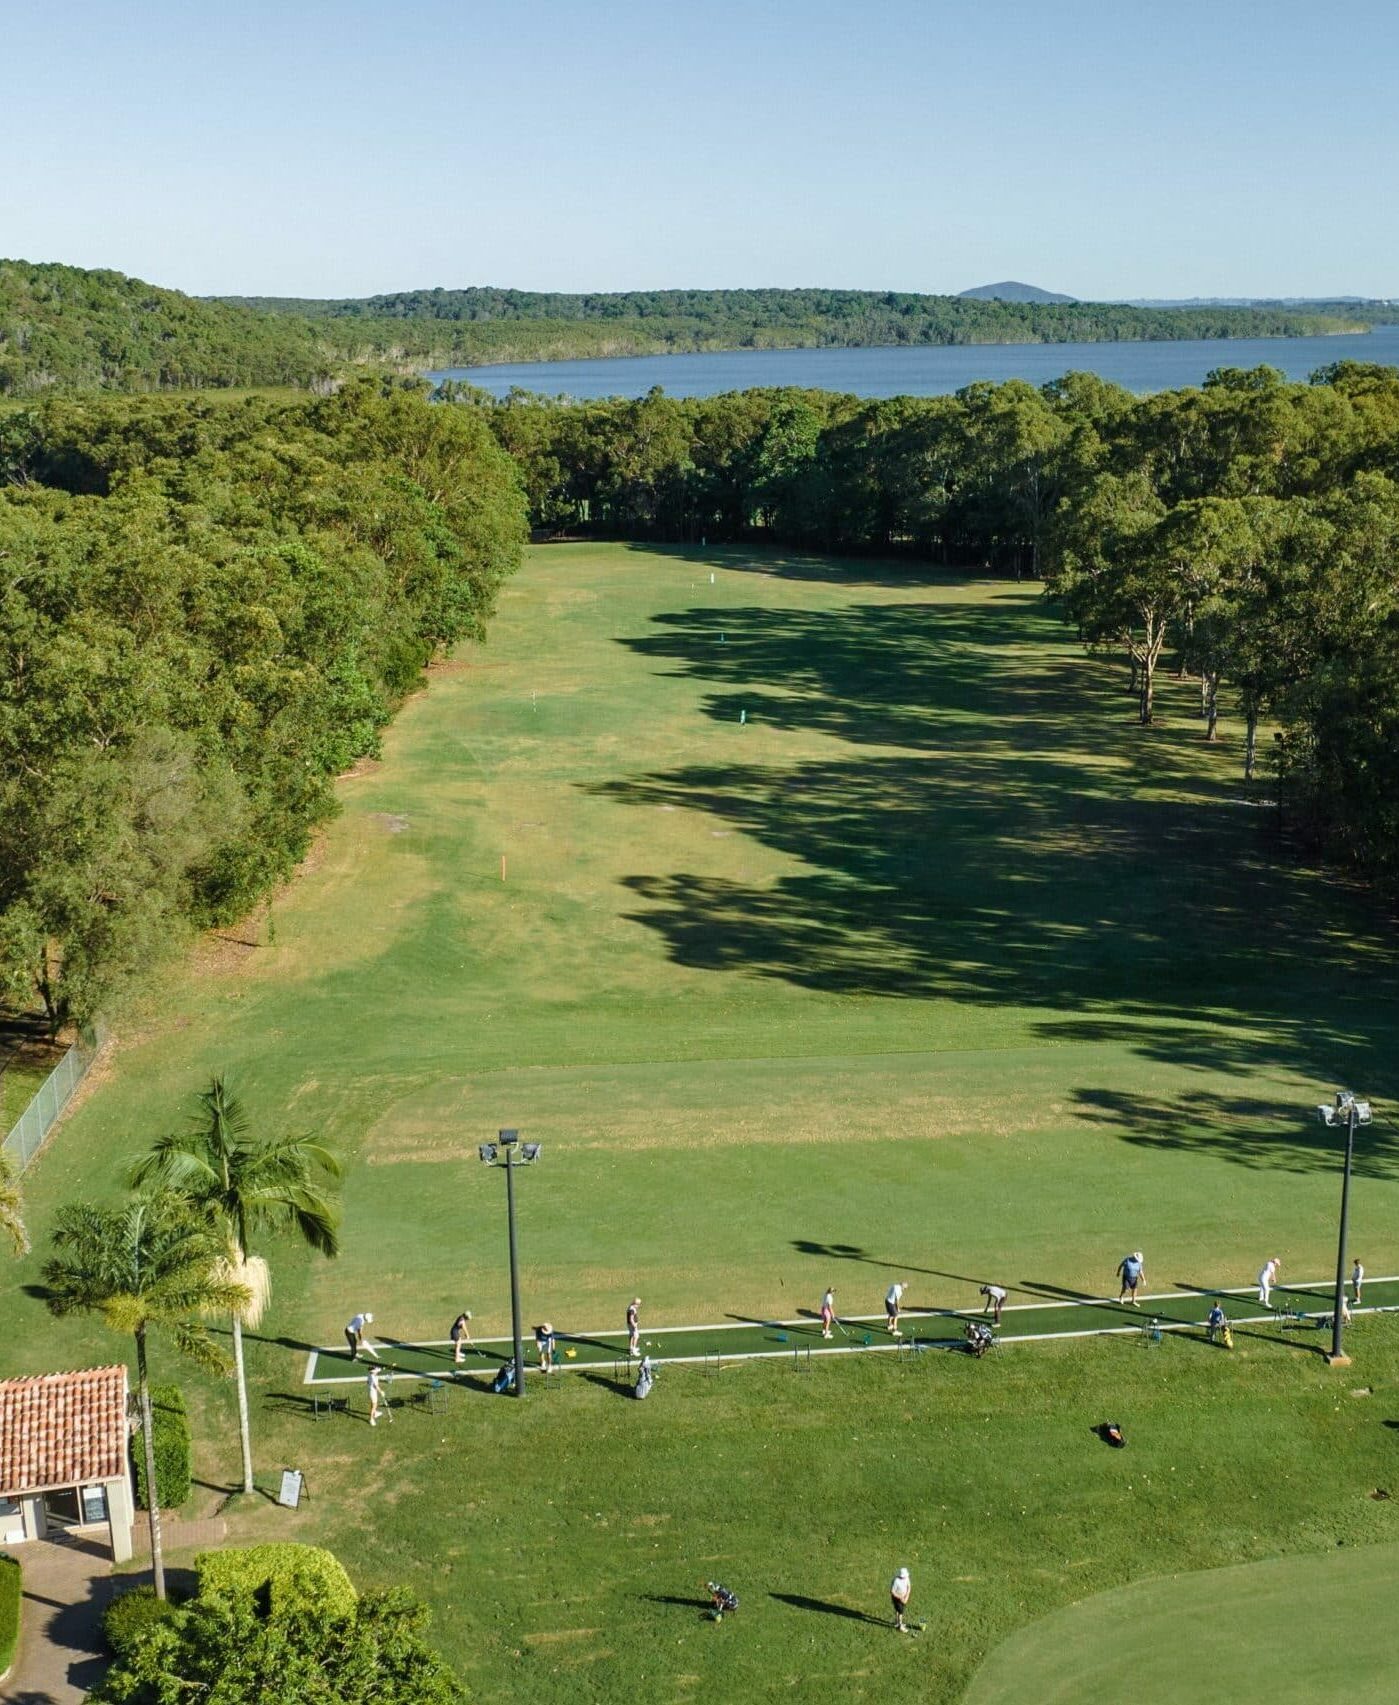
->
770, 1591, 887, 1626
586, 591, 1398, 1172
1069, 1084, 1399, 1179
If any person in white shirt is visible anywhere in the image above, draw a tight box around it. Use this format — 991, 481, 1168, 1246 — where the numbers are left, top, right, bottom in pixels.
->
820, 1288, 836, 1339
980, 1284, 1007, 1325
889, 1566, 911, 1632
345, 1311, 379, 1362
1257, 1257, 1280, 1307
627, 1298, 641, 1357
885, 1282, 905, 1337
1352, 1258, 1365, 1305
367, 1365, 384, 1426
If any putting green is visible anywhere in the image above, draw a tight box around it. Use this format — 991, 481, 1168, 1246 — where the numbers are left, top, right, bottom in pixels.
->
964, 1539, 1399, 1705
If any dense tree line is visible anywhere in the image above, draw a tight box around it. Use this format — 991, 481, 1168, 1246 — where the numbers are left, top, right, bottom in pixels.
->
465, 362, 1399, 893
235, 281, 1363, 340
1, 261, 1380, 396
232, 283, 1368, 371
0, 381, 526, 1026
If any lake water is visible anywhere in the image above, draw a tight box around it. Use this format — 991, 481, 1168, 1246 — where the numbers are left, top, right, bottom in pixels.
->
429, 324, 1399, 401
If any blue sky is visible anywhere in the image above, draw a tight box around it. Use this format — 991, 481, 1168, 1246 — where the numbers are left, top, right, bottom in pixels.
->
5, 0, 1395, 299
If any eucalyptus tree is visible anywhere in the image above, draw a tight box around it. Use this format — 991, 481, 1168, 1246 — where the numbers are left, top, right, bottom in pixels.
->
1046, 470, 1177, 723
41, 1191, 247, 1599
1157, 498, 1259, 740
131, 1078, 341, 1496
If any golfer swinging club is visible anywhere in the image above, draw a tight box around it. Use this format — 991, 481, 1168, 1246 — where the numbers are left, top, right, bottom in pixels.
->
627, 1297, 642, 1357
450, 1311, 473, 1365
1257, 1255, 1281, 1308
345, 1310, 379, 1362
885, 1281, 905, 1338
820, 1286, 836, 1339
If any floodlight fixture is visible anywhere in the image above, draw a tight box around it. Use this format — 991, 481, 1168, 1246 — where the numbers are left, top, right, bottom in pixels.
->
1318, 1092, 1374, 1128
481, 1128, 535, 1397
1312, 1087, 1376, 1366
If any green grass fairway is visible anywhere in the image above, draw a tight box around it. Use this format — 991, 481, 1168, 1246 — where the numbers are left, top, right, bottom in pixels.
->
5, 542, 1399, 1701
965, 1540, 1399, 1705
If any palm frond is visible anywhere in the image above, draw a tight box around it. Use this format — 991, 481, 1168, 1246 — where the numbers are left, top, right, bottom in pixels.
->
128, 1131, 221, 1193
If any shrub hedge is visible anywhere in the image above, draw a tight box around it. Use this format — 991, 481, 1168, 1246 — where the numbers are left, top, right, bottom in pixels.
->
0, 1553, 21, 1676
132, 1384, 191, 1511
195, 1543, 357, 1620
102, 1585, 177, 1658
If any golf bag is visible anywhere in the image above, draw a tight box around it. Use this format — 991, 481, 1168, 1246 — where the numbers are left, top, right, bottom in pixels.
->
491, 1361, 517, 1395
964, 1320, 994, 1358
634, 1358, 655, 1400
707, 1582, 739, 1620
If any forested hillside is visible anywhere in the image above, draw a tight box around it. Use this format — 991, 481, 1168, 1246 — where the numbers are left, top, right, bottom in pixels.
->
232, 284, 1367, 368
0, 260, 336, 393
0, 381, 526, 1025
465, 361, 1399, 895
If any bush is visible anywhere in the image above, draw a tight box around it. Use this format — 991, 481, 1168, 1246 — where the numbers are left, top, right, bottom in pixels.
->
102, 1585, 177, 1658
195, 1543, 357, 1620
132, 1384, 191, 1511
0, 1553, 19, 1676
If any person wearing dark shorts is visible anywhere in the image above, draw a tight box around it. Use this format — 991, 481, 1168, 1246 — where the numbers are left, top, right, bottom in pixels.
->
980, 1283, 1007, 1325
345, 1311, 378, 1361
890, 1566, 911, 1632
450, 1311, 473, 1364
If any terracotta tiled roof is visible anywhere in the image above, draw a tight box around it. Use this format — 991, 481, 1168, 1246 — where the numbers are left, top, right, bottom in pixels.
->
0, 1366, 129, 1494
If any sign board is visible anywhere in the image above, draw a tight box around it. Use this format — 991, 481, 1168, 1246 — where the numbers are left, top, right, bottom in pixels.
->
277, 1469, 304, 1510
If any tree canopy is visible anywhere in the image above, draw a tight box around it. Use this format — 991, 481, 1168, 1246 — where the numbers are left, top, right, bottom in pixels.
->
0, 381, 526, 1026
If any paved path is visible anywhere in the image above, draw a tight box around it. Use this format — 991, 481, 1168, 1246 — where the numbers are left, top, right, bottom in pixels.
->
2, 1535, 115, 1704
130, 1516, 226, 1557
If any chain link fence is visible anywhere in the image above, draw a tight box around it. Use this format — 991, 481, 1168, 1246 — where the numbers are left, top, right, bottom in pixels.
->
2, 1025, 105, 1174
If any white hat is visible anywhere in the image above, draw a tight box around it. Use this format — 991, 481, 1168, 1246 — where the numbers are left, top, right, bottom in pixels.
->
894, 1567, 910, 1581
1134, 1253, 1143, 1263
364, 1312, 373, 1324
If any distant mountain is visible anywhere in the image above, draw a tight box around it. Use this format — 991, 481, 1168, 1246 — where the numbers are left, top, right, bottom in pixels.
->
958, 281, 1077, 304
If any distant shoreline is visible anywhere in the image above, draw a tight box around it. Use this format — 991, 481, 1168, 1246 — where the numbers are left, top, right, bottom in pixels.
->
426, 323, 1399, 402
434, 323, 1371, 373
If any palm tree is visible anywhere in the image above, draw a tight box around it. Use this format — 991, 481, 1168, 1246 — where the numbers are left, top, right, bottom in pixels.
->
131, 1078, 341, 1496
0, 1154, 28, 1255
42, 1192, 248, 1599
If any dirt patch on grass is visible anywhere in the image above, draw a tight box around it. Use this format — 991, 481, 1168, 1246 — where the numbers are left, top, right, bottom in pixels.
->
339, 755, 383, 780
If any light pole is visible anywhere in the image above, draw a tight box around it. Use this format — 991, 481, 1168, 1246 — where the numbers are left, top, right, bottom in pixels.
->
1315, 1091, 1372, 1366
478, 1129, 542, 1398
